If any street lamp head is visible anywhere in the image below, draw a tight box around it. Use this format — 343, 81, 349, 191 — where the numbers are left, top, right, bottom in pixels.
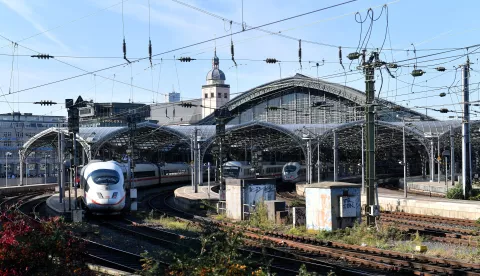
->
5, 152, 12, 157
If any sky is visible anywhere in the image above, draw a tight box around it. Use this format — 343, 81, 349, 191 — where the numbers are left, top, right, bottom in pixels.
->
0, 0, 479, 120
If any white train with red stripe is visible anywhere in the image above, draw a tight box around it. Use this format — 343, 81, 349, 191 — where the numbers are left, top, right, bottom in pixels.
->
222, 161, 285, 180
80, 160, 210, 213
80, 160, 126, 214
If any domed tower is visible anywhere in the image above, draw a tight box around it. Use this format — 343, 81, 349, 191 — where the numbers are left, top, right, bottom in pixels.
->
202, 49, 230, 118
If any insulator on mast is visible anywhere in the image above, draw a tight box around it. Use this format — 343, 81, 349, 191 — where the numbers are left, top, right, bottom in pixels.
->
148, 39, 153, 67
123, 38, 131, 63
339, 46, 344, 70
231, 40, 237, 67
298, 40, 302, 70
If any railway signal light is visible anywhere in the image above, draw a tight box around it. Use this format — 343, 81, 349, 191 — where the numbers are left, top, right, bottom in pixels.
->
31, 54, 54, 59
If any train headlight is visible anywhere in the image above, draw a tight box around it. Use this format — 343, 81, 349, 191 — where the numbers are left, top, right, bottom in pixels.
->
112, 192, 118, 199
97, 192, 103, 199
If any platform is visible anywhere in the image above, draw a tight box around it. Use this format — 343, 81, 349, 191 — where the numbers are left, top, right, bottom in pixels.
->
372, 188, 480, 220
46, 188, 82, 215
174, 185, 219, 212
0, 183, 57, 196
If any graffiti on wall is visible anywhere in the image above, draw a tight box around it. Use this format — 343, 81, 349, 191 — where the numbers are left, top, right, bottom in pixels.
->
246, 184, 276, 207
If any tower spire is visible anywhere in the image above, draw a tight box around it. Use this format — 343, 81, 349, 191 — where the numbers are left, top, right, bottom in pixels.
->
212, 47, 219, 69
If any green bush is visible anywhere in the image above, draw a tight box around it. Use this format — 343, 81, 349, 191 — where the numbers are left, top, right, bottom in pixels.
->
247, 201, 274, 230
446, 184, 464, 199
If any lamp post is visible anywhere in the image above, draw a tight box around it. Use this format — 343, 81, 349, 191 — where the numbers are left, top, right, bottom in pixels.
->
302, 133, 312, 184
5, 152, 12, 187
44, 154, 50, 184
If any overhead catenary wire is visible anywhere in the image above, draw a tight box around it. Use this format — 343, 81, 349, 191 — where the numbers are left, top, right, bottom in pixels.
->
0, 0, 360, 98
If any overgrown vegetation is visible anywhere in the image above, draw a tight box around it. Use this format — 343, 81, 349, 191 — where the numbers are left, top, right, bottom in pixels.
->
140, 224, 272, 275
289, 198, 305, 208
446, 184, 464, 199
0, 206, 94, 275
145, 210, 201, 234
243, 201, 275, 230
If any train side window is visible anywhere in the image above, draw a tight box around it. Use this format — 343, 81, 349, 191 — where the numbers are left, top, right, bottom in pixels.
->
135, 171, 156, 178
85, 183, 90, 192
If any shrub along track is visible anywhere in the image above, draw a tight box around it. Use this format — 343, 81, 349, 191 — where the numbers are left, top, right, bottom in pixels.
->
147, 190, 379, 275
10, 191, 156, 274
225, 223, 480, 276
150, 193, 480, 275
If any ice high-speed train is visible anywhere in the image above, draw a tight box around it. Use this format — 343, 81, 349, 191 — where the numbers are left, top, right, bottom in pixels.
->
222, 161, 285, 180
80, 160, 211, 213
282, 162, 306, 183
80, 160, 126, 213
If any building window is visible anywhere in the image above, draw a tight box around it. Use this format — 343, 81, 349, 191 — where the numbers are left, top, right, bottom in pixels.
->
211, 93, 214, 98
3, 132, 11, 137
224, 93, 228, 98
4, 141, 11, 147
218, 93, 221, 98
205, 93, 208, 98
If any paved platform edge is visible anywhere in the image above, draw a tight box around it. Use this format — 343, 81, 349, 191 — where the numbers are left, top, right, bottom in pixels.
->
174, 185, 219, 211
46, 193, 78, 215
0, 184, 56, 196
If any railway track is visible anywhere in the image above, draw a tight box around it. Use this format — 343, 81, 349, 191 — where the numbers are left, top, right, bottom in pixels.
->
237, 226, 480, 276
381, 212, 480, 246
81, 238, 148, 273
147, 191, 385, 275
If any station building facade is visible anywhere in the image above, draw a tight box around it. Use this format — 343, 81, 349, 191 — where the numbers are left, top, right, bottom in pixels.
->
0, 112, 65, 178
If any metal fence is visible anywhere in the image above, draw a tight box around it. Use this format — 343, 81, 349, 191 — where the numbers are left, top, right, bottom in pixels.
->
407, 183, 447, 194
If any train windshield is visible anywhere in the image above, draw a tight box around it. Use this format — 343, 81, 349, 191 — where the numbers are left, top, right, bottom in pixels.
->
89, 169, 120, 185
223, 166, 240, 178
284, 165, 297, 173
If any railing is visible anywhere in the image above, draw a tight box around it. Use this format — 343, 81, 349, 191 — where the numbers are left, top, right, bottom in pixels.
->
243, 204, 255, 220
407, 183, 447, 194
216, 201, 226, 214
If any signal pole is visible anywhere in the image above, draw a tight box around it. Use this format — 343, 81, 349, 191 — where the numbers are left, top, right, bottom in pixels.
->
363, 50, 379, 225
127, 111, 139, 211
462, 58, 472, 199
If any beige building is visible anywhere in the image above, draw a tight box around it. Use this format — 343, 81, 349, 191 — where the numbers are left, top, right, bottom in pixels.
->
202, 49, 230, 118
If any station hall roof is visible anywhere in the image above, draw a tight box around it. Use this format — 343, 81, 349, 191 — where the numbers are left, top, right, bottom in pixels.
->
22, 120, 472, 163
198, 73, 435, 124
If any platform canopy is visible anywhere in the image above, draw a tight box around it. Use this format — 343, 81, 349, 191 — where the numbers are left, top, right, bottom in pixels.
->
22, 119, 474, 163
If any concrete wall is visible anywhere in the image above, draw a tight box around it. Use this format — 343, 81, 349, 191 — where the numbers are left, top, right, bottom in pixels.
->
226, 181, 242, 220
225, 178, 276, 220
305, 188, 332, 230
296, 183, 305, 196
371, 195, 480, 220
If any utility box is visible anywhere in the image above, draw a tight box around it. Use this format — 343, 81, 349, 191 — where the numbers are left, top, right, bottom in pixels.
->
264, 200, 286, 222
305, 182, 361, 231
225, 178, 276, 220
71, 209, 83, 223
